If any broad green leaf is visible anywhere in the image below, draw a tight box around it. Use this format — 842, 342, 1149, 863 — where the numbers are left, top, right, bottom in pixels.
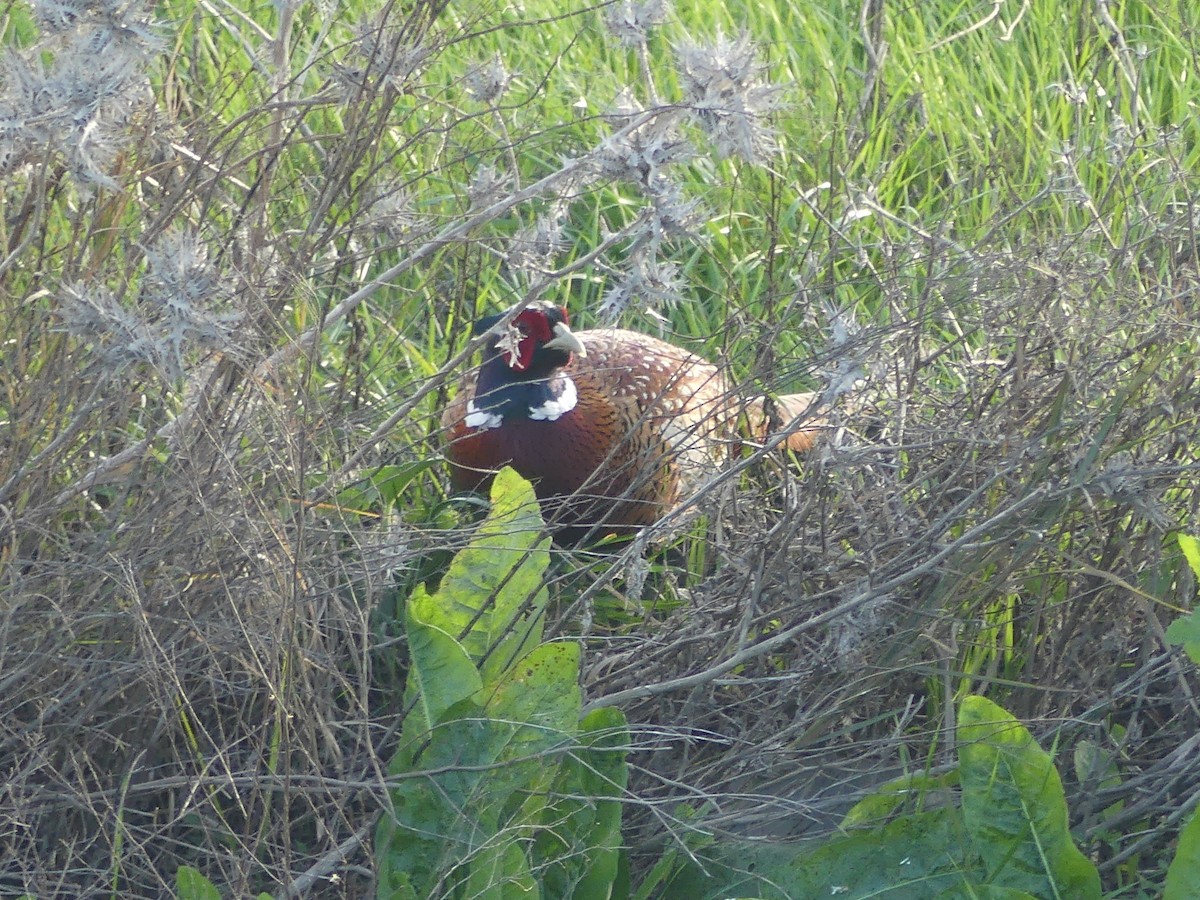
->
477, 641, 584, 828
535, 706, 630, 900
1178, 533, 1200, 581
482, 641, 582, 730
378, 643, 584, 899
175, 866, 221, 900
1165, 533, 1200, 664
409, 467, 550, 685
958, 696, 1100, 899
1164, 804, 1200, 900
393, 603, 482, 773
934, 887, 1037, 899
463, 841, 539, 900
1166, 610, 1200, 665
376, 474, 618, 900
372, 851, 418, 900
663, 808, 983, 899
631, 846, 679, 900
568, 707, 630, 900
841, 770, 959, 828
376, 715, 523, 899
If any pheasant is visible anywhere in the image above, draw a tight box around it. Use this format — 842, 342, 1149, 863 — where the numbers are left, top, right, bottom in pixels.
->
441, 301, 826, 538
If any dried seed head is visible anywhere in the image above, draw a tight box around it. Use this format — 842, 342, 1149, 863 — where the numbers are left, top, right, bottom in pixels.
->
604, 0, 670, 47
364, 186, 418, 240
57, 282, 160, 372
599, 244, 685, 320
466, 52, 511, 104
596, 110, 692, 186
644, 177, 703, 240
507, 213, 569, 276
0, 20, 155, 188
675, 29, 786, 161
144, 231, 241, 358
468, 163, 509, 208
351, 17, 430, 90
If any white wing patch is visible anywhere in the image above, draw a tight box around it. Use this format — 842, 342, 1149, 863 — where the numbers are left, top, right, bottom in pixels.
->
528, 377, 577, 421
465, 399, 503, 430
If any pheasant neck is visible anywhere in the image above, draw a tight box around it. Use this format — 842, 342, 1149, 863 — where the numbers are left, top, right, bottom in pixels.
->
466, 356, 578, 430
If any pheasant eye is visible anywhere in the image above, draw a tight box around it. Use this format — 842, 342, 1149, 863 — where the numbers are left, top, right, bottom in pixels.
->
514, 308, 554, 343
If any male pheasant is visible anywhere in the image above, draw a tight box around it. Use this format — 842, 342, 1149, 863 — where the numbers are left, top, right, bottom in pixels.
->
441, 302, 824, 538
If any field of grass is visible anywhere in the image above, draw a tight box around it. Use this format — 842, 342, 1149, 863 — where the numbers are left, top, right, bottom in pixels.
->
1, 0, 1198, 895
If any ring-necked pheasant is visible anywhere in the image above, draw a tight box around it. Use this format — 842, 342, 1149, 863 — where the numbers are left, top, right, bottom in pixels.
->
441, 301, 825, 538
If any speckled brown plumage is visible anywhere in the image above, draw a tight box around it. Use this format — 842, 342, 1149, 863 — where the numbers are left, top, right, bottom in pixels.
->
441, 304, 821, 537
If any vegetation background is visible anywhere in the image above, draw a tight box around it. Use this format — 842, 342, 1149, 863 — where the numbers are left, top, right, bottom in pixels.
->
0, 0, 1197, 895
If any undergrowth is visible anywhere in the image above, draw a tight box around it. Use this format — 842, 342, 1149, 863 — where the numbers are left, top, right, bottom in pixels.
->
1, 0, 1198, 896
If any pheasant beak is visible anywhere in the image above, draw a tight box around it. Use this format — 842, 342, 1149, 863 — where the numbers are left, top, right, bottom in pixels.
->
544, 322, 587, 358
